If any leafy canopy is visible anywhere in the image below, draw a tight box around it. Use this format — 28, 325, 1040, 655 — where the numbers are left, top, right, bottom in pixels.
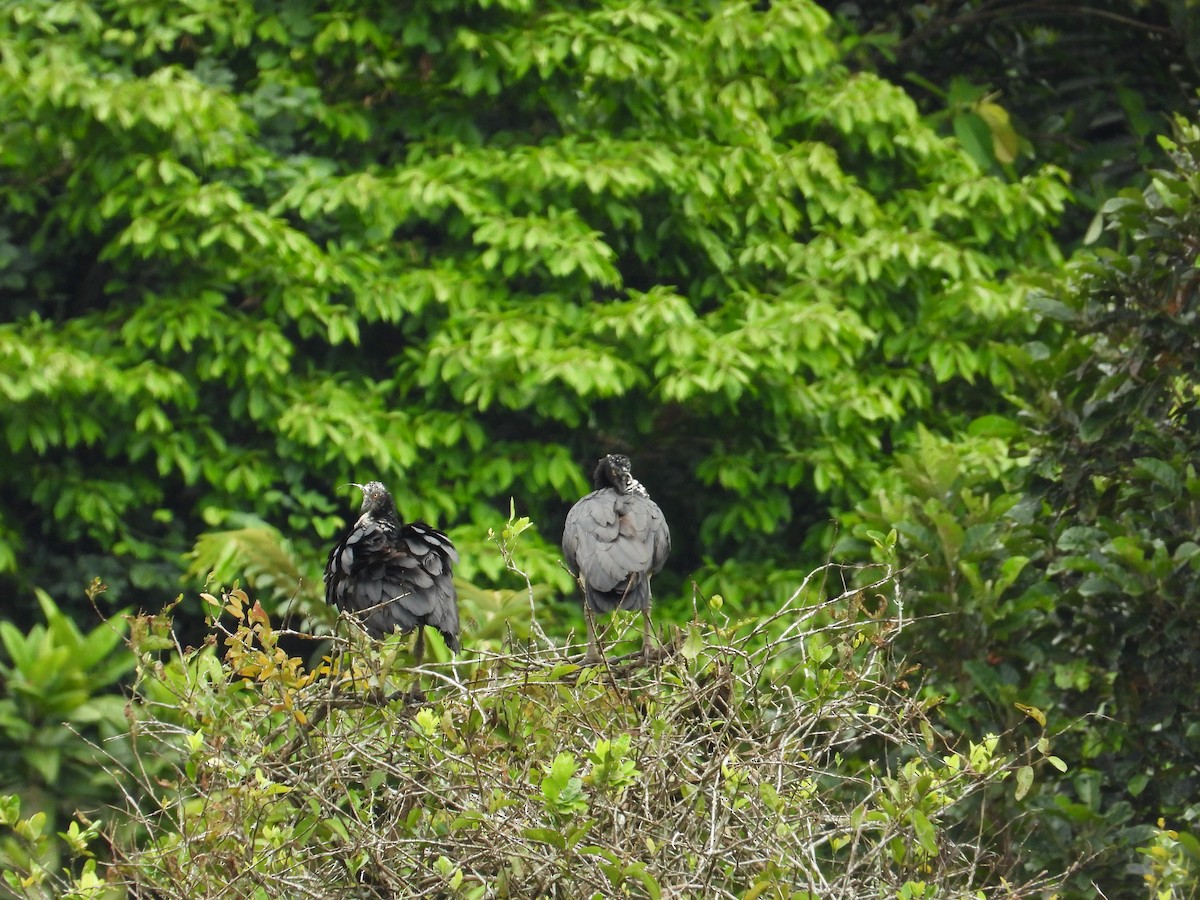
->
0, 0, 1066, 621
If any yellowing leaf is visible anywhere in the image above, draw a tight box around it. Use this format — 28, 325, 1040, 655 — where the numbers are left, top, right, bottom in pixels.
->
977, 101, 1020, 164
1014, 702, 1046, 728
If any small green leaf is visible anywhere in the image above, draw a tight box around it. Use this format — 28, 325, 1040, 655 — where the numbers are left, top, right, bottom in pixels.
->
910, 808, 938, 856
1014, 765, 1034, 800
522, 827, 566, 849
1027, 295, 1080, 322
976, 101, 1020, 163
1133, 457, 1180, 492
0, 795, 19, 826
966, 414, 1021, 439
953, 112, 996, 169
548, 663, 581, 679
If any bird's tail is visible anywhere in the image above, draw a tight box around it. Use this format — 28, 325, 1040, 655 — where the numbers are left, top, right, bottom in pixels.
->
586, 575, 651, 613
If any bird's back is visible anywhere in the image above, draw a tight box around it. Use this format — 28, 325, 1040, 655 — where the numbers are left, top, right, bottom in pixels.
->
325, 513, 460, 650
563, 487, 671, 612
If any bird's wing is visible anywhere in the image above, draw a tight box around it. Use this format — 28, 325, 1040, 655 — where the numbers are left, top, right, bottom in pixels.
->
645, 497, 671, 575
564, 491, 666, 592
563, 490, 615, 575
324, 517, 459, 646
392, 523, 461, 647
324, 512, 377, 607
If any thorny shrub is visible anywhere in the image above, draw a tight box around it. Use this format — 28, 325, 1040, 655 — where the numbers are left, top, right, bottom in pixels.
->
1, 565, 1073, 898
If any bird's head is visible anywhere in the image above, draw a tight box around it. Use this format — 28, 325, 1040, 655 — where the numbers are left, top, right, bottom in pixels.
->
349, 481, 397, 517
594, 454, 636, 493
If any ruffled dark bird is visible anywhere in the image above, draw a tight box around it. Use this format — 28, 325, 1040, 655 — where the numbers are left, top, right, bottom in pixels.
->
562, 454, 671, 663
324, 482, 460, 677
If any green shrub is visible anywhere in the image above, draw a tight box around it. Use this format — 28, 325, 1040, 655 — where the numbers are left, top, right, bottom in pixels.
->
0, 584, 135, 828
1138, 822, 1200, 900
0, 794, 115, 899
71, 568, 1073, 898
849, 116, 1200, 895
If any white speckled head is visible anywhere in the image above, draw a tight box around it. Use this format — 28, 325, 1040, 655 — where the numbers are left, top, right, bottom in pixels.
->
594, 454, 646, 495
350, 481, 396, 516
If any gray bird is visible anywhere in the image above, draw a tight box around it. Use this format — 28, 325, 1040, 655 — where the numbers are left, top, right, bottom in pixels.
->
562, 454, 671, 663
324, 482, 460, 677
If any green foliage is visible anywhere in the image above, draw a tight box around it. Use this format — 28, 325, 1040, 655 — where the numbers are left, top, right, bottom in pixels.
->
1138, 822, 1200, 900
0, 0, 1066, 623
0, 583, 135, 830
38, 568, 1067, 897
1018, 115, 1200, 891
852, 116, 1200, 894
834, 1, 1199, 239
846, 426, 1057, 732
0, 794, 115, 900
186, 517, 319, 622
538, 752, 589, 819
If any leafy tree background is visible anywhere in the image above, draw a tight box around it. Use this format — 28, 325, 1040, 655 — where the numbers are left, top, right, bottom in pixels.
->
828, 0, 1200, 235
1, 0, 1199, 893
0, 0, 1066, 621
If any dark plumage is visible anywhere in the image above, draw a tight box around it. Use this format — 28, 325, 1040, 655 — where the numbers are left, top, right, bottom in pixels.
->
324, 482, 460, 666
562, 454, 671, 661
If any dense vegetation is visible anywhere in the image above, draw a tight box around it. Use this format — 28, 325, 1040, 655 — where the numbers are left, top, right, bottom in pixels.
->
0, 0, 1068, 619
851, 117, 1200, 892
4, 569, 1077, 898
828, 0, 1200, 234
1, 0, 1198, 895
